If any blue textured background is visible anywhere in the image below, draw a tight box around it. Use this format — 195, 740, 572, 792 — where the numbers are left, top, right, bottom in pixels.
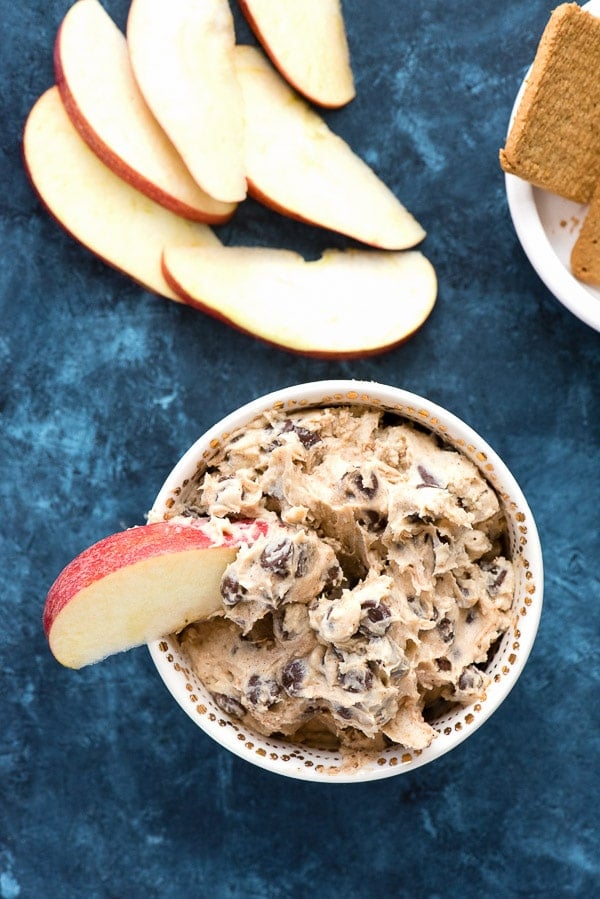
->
1, 1, 599, 896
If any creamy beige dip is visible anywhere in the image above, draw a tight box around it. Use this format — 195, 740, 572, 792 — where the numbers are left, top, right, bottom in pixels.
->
167, 405, 514, 753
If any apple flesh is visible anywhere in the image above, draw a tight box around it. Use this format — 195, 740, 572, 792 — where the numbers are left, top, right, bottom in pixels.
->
22, 87, 221, 301
127, 0, 247, 204
54, 0, 236, 224
43, 518, 268, 669
162, 244, 437, 357
237, 0, 355, 108
234, 45, 425, 250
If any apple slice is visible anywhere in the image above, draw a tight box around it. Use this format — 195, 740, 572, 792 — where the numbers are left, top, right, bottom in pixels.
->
234, 45, 425, 250
127, 0, 246, 204
54, 0, 235, 224
43, 518, 268, 669
237, 0, 355, 108
22, 87, 220, 301
162, 244, 437, 357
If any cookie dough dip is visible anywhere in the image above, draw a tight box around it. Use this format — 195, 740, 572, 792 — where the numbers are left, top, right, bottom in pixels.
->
159, 402, 516, 758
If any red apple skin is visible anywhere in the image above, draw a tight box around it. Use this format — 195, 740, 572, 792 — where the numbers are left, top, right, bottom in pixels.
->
246, 177, 423, 253
22, 88, 221, 304
160, 253, 432, 361
237, 0, 352, 109
53, 23, 235, 226
21, 146, 175, 301
21, 138, 154, 298
43, 518, 267, 637
20, 90, 175, 302
245, 178, 352, 238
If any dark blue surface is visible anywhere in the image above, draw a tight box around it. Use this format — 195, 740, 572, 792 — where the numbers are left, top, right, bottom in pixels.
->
1, 1, 599, 896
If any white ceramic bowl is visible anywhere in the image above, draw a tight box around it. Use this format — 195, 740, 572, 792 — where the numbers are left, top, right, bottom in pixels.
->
504, 0, 600, 332
149, 381, 543, 782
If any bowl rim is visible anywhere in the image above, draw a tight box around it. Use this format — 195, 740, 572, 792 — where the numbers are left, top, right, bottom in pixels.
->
148, 379, 544, 782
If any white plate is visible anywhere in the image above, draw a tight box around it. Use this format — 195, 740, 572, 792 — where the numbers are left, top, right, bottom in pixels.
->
504, 0, 600, 332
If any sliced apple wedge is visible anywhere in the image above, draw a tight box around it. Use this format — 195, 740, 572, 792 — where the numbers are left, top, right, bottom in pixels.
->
43, 518, 268, 669
22, 88, 220, 301
127, 0, 246, 204
162, 245, 437, 357
54, 0, 235, 224
237, 0, 355, 108
234, 46, 424, 250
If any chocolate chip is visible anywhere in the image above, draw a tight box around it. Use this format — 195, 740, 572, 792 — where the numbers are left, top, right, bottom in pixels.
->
340, 668, 373, 693
489, 567, 508, 592
416, 465, 441, 488
245, 674, 281, 708
212, 692, 246, 719
458, 666, 484, 692
390, 656, 409, 680
437, 617, 454, 643
260, 538, 294, 577
359, 511, 387, 533
296, 426, 321, 448
359, 600, 392, 637
281, 420, 321, 448
364, 601, 390, 622
281, 658, 307, 696
295, 544, 309, 578
343, 470, 379, 500
220, 574, 247, 606
324, 563, 343, 592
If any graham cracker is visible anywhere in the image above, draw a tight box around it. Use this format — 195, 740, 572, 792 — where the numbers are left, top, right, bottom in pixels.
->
571, 182, 600, 285
500, 3, 600, 203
